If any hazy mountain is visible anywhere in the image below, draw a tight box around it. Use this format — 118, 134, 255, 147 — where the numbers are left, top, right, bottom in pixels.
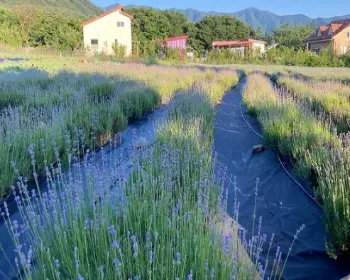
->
174, 7, 350, 32
106, 4, 350, 32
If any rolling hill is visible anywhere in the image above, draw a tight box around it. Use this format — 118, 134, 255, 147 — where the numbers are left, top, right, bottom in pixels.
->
0, 0, 102, 17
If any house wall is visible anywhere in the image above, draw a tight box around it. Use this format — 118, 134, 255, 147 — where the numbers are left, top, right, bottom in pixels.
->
333, 25, 350, 55
83, 10, 132, 56
308, 40, 333, 54
252, 42, 266, 54
167, 39, 186, 50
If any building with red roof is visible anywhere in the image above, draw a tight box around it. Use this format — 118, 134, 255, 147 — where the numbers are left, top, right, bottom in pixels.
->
304, 19, 350, 56
82, 5, 133, 56
212, 39, 267, 56
160, 35, 189, 50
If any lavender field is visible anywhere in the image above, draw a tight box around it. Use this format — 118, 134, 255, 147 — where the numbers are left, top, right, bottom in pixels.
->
1, 56, 350, 279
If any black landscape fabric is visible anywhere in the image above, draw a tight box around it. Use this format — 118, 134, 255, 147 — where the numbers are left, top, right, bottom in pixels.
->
213, 77, 348, 280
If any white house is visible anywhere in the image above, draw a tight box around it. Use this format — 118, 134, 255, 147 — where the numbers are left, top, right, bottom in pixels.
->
81, 5, 133, 56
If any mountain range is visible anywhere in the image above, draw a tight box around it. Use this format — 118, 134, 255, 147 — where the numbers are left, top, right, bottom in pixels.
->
176, 7, 350, 32
1, 0, 350, 32
110, 4, 350, 32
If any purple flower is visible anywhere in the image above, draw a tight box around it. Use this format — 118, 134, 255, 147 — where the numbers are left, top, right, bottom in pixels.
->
210, 268, 214, 279
175, 252, 181, 265
98, 265, 104, 276
113, 258, 121, 266
108, 225, 117, 235
54, 259, 60, 269
130, 235, 138, 258
111, 240, 120, 249
187, 270, 193, 280
149, 250, 153, 264
78, 274, 84, 280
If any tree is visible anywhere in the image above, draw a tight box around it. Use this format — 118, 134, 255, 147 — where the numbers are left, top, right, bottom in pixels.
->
0, 8, 22, 46
195, 15, 255, 50
126, 7, 189, 56
272, 24, 314, 49
15, 7, 41, 47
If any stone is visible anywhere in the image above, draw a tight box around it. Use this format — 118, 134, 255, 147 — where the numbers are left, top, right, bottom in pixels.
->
252, 144, 265, 153
134, 136, 150, 149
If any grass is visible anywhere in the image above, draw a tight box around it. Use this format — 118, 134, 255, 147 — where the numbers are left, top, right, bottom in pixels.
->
243, 73, 350, 258
277, 76, 350, 133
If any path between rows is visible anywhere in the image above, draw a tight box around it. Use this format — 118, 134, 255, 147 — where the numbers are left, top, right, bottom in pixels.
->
0, 104, 170, 279
213, 77, 347, 280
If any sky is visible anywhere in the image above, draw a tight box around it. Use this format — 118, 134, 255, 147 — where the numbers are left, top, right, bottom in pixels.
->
93, 0, 350, 18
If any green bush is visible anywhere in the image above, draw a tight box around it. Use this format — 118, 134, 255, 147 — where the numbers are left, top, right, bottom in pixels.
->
112, 41, 127, 59
89, 82, 116, 101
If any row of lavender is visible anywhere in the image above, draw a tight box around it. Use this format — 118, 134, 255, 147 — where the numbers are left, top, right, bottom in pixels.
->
243, 73, 349, 259
0, 61, 230, 198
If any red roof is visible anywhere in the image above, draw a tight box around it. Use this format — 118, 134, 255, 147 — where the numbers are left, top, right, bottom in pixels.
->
165, 35, 189, 42
212, 39, 267, 48
160, 35, 189, 46
305, 19, 350, 43
81, 5, 133, 27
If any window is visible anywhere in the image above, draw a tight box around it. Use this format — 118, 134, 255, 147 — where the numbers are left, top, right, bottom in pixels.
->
340, 46, 349, 55
347, 32, 350, 40
91, 39, 99, 49
312, 48, 320, 54
117, 21, 125, 27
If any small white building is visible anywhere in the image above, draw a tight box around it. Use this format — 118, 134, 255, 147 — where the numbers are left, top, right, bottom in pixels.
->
212, 39, 267, 56
81, 5, 133, 56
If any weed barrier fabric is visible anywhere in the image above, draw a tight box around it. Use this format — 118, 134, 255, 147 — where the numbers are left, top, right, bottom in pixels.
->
213, 77, 348, 280
0, 105, 169, 279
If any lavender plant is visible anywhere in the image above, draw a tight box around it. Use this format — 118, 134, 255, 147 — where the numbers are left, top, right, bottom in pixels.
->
243, 73, 349, 258
0, 67, 300, 280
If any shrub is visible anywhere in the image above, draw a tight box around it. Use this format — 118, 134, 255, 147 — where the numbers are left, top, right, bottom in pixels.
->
112, 41, 127, 59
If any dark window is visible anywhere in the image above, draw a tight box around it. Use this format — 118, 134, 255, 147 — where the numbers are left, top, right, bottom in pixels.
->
117, 21, 125, 27
312, 48, 320, 54
91, 39, 99, 49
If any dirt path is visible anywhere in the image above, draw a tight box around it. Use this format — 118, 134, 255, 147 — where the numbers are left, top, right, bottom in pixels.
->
213, 77, 346, 280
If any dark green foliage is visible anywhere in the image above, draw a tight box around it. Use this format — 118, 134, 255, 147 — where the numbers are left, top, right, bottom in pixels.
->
126, 7, 189, 56
0, 7, 83, 51
272, 24, 314, 49
126, 8, 255, 55
195, 15, 255, 50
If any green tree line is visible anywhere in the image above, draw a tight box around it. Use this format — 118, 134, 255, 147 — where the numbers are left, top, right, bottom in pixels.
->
0, 7, 82, 50
0, 6, 256, 53
2, 5, 348, 67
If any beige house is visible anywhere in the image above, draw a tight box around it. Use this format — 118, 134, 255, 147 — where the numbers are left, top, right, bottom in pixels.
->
212, 39, 267, 56
81, 5, 133, 56
304, 19, 350, 56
